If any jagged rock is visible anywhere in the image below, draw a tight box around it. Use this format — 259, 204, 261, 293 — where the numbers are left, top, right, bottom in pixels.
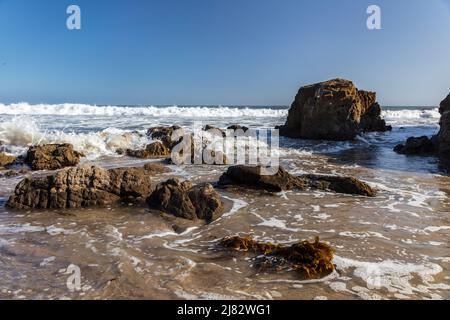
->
278, 79, 391, 141
147, 125, 182, 150
438, 93, 450, 158
218, 165, 306, 192
25, 144, 83, 171
360, 102, 393, 132
125, 141, 170, 159
395, 92, 450, 159
394, 136, 438, 156
218, 165, 376, 196
147, 178, 224, 222
303, 174, 376, 197
6, 165, 155, 210
0, 153, 16, 168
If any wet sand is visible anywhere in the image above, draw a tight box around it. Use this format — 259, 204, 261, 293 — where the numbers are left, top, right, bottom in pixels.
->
0, 148, 449, 300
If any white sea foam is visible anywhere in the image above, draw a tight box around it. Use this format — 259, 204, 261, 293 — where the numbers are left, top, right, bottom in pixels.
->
334, 256, 448, 298
381, 108, 440, 126
0, 117, 149, 158
0, 103, 288, 118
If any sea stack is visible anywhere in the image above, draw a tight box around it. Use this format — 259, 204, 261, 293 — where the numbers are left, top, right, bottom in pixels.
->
278, 78, 391, 141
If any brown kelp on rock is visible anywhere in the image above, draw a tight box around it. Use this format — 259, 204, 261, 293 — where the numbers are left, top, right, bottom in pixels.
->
220, 235, 335, 279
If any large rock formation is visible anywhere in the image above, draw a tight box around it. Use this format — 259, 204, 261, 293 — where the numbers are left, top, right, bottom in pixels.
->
147, 178, 224, 222
25, 144, 83, 171
278, 79, 391, 140
0, 153, 16, 168
438, 93, 450, 158
218, 165, 376, 196
6, 165, 157, 210
394, 93, 450, 159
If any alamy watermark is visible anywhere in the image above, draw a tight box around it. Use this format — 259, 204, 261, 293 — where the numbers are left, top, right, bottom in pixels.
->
66, 5, 81, 30
367, 5, 382, 30
62, 264, 81, 292
169, 123, 280, 176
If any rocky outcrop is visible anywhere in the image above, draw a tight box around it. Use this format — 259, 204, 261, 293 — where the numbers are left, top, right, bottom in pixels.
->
394, 93, 450, 159
278, 79, 391, 141
218, 165, 376, 196
25, 144, 83, 171
438, 93, 450, 158
147, 125, 182, 150
218, 165, 306, 192
0, 153, 16, 168
125, 141, 171, 159
6, 165, 156, 210
394, 136, 438, 156
304, 174, 376, 197
147, 178, 224, 222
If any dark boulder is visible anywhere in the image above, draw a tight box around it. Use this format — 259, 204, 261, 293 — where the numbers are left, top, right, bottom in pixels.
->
394, 136, 438, 156
218, 165, 306, 192
278, 79, 391, 141
438, 93, 450, 158
147, 125, 182, 150
147, 178, 224, 222
6, 165, 156, 210
394, 92, 450, 159
218, 165, 376, 196
25, 144, 83, 171
303, 174, 376, 197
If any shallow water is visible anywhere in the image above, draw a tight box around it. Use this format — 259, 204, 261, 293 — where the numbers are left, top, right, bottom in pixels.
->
0, 104, 449, 300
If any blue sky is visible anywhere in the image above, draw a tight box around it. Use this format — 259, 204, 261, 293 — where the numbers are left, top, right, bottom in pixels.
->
0, 0, 449, 106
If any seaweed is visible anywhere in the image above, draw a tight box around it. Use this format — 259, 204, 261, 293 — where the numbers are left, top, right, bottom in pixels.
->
220, 235, 335, 279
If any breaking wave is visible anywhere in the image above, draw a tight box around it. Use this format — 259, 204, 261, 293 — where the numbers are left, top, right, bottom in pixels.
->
0, 103, 288, 118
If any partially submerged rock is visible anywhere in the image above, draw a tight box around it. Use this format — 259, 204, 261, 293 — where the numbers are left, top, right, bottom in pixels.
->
142, 163, 170, 174
220, 235, 335, 279
303, 174, 376, 197
278, 79, 391, 141
6, 165, 156, 210
394, 136, 438, 156
0, 168, 30, 178
218, 165, 305, 192
394, 92, 450, 159
25, 144, 83, 171
147, 178, 224, 222
147, 125, 182, 150
0, 153, 16, 168
218, 165, 376, 196
125, 141, 171, 159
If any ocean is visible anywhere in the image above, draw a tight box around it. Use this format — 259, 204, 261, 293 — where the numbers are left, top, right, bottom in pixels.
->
0, 103, 449, 299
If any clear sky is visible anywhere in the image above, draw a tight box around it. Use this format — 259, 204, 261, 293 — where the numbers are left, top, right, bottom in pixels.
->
0, 0, 449, 106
